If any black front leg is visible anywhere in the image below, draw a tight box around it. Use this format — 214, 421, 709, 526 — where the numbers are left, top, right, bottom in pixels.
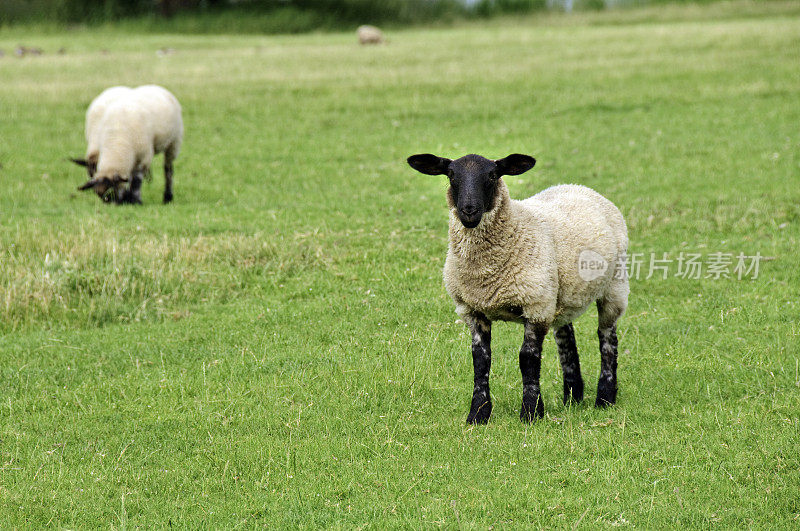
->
520, 320, 548, 423
127, 171, 144, 205
466, 313, 492, 425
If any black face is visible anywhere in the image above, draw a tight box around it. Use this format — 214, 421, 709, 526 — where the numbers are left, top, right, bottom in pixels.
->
407, 153, 536, 228
446, 155, 501, 228
78, 175, 126, 204
96, 184, 116, 203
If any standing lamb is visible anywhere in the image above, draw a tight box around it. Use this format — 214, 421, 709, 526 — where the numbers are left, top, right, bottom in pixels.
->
70, 85, 183, 204
407, 153, 629, 424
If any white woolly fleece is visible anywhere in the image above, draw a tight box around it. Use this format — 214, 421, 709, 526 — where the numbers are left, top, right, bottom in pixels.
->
85, 86, 132, 161
444, 179, 629, 329
84, 85, 183, 180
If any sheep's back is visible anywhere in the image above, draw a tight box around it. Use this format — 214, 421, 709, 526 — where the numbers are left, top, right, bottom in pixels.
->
129, 86, 183, 155
522, 184, 627, 320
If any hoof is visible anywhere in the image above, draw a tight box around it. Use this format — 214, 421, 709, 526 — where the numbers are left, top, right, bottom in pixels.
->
563, 379, 584, 405
595, 380, 617, 408
520, 394, 544, 423
118, 191, 141, 205
163, 191, 173, 204
466, 394, 492, 424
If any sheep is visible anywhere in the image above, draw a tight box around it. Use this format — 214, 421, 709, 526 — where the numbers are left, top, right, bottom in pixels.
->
357, 25, 385, 45
407, 153, 629, 424
70, 85, 183, 205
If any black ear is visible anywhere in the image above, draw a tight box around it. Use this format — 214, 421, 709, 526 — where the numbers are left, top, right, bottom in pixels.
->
407, 154, 452, 175
495, 154, 536, 176
70, 157, 89, 167
78, 179, 96, 191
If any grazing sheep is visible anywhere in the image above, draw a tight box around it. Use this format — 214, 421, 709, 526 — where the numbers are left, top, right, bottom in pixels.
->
357, 25, 384, 45
71, 85, 183, 204
407, 153, 629, 424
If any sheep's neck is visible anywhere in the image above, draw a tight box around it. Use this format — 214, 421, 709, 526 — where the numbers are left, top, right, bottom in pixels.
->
96, 129, 137, 176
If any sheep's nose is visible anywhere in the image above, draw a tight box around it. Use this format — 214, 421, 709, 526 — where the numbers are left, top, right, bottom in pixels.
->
461, 205, 479, 216
458, 206, 482, 228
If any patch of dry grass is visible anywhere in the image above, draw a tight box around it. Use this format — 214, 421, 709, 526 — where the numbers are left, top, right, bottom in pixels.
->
0, 222, 330, 330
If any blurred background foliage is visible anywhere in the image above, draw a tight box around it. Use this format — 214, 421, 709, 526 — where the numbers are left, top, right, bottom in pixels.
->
0, 0, 736, 30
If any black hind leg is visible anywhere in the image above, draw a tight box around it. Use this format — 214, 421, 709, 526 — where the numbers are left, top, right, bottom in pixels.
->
163, 159, 174, 204
555, 323, 584, 404
163, 144, 179, 205
596, 299, 622, 407
595, 326, 618, 407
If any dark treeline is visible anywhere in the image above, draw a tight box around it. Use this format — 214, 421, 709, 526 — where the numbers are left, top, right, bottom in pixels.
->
0, 0, 564, 26
0, 0, 728, 29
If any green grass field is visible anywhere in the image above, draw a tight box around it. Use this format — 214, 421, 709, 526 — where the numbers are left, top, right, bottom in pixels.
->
2, 1, 799, 526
